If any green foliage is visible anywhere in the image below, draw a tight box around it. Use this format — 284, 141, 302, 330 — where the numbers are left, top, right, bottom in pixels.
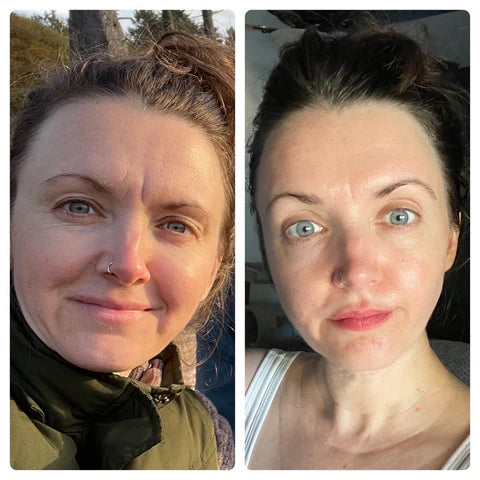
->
32, 10, 68, 34
128, 10, 161, 46
128, 10, 203, 46
10, 12, 69, 116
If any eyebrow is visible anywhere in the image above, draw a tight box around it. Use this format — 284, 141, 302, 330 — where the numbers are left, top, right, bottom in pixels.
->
41, 173, 114, 194
374, 178, 437, 200
41, 173, 210, 214
159, 202, 211, 216
266, 177, 437, 214
266, 192, 323, 213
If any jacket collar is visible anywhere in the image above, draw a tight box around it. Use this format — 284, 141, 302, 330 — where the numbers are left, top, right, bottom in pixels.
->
11, 298, 186, 468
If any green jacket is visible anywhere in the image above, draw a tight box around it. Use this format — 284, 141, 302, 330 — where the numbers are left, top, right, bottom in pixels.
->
10, 311, 219, 469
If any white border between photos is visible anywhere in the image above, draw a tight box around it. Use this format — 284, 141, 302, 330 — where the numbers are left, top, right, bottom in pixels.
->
1, 1, 478, 479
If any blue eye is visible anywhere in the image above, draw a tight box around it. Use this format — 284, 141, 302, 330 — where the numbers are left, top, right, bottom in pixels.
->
286, 220, 324, 238
66, 201, 94, 214
385, 209, 416, 225
165, 222, 189, 234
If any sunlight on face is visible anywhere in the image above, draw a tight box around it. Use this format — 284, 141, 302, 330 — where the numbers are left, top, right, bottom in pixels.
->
11, 98, 225, 372
257, 102, 458, 371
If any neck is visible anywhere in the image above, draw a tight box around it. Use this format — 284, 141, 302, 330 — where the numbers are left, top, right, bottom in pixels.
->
311, 333, 453, 446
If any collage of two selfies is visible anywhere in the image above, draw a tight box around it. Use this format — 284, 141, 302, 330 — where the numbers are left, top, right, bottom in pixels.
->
10, 9, 469, 471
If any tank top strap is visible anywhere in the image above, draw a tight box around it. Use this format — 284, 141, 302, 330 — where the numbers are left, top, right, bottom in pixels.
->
245, 349, 301, 466
442, 435, 470, 470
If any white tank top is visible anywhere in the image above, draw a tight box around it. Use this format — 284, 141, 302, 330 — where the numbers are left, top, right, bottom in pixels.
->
245, 349, 300, 466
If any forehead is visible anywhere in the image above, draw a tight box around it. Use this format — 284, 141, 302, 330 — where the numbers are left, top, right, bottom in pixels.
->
257, 101, 446, 208
21, 97, 225, 207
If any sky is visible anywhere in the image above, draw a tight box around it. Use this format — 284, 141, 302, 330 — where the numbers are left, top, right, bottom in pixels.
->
15, 9, 235, 38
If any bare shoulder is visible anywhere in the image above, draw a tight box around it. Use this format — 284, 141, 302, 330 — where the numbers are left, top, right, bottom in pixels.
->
245, 348, 269, 392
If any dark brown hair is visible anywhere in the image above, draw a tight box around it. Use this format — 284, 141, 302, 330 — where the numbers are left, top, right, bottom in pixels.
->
11, 32, 235, 329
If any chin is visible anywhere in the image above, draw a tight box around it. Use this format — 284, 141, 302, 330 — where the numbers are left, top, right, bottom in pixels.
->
63, 353, 140, 374
309, 335, 405, 373
58, 338, 162, 374
328, 353, 398, 373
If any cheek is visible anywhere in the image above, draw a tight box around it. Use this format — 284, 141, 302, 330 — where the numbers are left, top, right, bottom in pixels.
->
12, 223, 96, 295
149, 249, 216, 316
12, 222, 93, 306
394, 247, 446, 323
265, 239, 329, 322
385, 220, 451, 313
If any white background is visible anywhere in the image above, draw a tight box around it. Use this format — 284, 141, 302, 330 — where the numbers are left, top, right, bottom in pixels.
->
2, 1, 478, 478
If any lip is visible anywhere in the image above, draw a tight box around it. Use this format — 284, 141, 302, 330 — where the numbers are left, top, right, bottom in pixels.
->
329, 308, 393, 331
72, 296, 152, 311
71, 296, 154, 324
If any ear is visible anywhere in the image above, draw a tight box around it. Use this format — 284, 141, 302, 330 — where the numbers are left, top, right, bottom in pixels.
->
444, 224, 460, 272
200, 255, 223, 301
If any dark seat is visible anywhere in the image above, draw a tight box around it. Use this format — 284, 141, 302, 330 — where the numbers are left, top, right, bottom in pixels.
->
430, 339, 470, 385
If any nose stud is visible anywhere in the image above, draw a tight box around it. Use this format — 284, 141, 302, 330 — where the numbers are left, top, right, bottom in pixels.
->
106, 259, 114, 275
334, 270, 347, 288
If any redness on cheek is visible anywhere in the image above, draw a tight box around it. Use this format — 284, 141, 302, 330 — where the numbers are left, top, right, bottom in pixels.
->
153, 256, 212, 309
415, 406, 421, 412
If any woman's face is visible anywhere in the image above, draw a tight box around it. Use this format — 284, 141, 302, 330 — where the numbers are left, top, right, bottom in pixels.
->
256, 102, 459, 371
11, 98, 225, 373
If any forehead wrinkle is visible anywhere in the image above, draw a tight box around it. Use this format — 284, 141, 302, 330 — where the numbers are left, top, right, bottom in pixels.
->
264, 136, 440, 204
135, 162, 211, 216
136, 168, 211, 217
265, 101, 441, 169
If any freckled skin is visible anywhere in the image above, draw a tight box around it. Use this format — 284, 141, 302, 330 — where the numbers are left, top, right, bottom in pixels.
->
257, 102, 458, 372
11, 98, 225, 373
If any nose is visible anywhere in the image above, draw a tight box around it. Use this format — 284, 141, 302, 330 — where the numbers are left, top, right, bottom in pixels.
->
332, 231, 382, 291
99, 218, 151, 285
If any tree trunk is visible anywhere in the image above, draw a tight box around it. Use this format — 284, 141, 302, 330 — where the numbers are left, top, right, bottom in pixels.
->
69, 10, 128, 57
202, 10, 215, 36
162, 10, 175, 31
